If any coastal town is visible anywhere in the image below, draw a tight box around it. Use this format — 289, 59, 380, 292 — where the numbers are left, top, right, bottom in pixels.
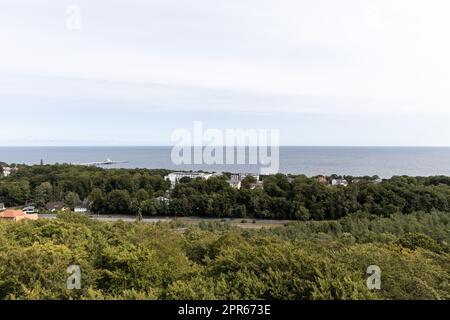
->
0, 162, 384, 222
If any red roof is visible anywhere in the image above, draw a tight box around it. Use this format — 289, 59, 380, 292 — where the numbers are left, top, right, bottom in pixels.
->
0, 210, 25, 218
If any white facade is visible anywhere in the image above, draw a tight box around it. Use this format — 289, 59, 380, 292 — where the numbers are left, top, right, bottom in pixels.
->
332, 179, 349, 187
2, 167, 12, 177
227, 173, 260, 190
155, 196, 170, 204
249, 181, 264, 190
74, 207, 88, 213
22, 206, 38, 214
165, 172, 213, 188
228, 174, 242, 189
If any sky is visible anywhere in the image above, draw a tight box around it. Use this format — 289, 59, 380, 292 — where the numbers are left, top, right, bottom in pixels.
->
1, 0, 450, 146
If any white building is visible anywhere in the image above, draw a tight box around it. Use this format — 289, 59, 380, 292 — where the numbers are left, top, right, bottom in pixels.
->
74, 199, 89, 213
0, 203, 5, 211
22, 206, 38, 214
165, 172, 213, 188
2, 167, 12, 177
227, 173, 260, 190
249, 181, 264, 190
228, 174, 242, 189
332, 179, 349, 187
155, 196, 170, 204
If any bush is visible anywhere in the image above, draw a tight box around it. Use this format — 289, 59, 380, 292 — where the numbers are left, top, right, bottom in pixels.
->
397, 233, 442, 253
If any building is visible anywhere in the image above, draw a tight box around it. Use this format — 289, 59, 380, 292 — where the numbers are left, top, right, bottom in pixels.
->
22, 206, 38, 214
0, 209, 38, 222
1, 166, 18, 177
44, 202, 67, 212
331, 179, 349, 187
2, 167, 12, 177
249, 181, 264, 190
155, 196, 170, 204
228, 174, 242, 189
373, 178, 383, 184
352, 177, 382, 184
0, 203, 5, 211
74, 199, 89, 213
165, 172, 213, 188
226, 173, 260, 190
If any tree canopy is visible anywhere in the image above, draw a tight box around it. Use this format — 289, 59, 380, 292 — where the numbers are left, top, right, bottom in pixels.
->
0, 212, 448, 300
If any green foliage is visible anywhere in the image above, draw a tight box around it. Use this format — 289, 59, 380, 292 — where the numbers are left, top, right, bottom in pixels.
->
64, 191, 81, 210
0, 212, 448, 300
0, 164, 449, 300
2, 164, 450, 221
397, 233, 443, 253
0, 164, 170, 215
106, 190, 132, 214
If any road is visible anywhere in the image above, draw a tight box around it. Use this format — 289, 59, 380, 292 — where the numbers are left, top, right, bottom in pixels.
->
38, 214, 293, 228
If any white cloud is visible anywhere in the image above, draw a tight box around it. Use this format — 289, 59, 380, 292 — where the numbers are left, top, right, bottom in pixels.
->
1, 0, 450, 145
2, 1, 450, 98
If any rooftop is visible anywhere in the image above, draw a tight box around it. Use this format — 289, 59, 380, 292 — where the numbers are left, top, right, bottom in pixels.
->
0, 210, 25, 218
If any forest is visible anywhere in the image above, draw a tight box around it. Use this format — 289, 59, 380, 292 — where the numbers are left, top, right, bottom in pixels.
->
0, 211, 448, 299
0, 164, 449, 300
2, 163, 450, 220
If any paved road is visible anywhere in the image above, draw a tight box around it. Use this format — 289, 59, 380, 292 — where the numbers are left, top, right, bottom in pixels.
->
39, 214, 172, 223
38, 214, 293, 227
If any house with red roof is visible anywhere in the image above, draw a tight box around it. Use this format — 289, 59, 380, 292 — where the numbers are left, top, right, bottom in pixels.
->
0, 210, 38, 222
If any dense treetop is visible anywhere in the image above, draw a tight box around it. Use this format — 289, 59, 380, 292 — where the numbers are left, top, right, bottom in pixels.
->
0, 212, 448, 300
1, 164, 449, 300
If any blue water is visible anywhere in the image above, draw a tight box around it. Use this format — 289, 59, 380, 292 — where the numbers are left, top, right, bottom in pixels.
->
1, 146, 450, 178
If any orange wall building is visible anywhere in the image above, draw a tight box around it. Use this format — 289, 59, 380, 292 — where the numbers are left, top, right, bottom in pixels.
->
0, 210, 38, 222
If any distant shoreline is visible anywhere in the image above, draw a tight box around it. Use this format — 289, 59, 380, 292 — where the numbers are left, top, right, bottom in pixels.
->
3, 146, 450, 178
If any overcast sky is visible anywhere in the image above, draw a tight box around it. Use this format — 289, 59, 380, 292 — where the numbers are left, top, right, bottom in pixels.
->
1, 0, 450, 146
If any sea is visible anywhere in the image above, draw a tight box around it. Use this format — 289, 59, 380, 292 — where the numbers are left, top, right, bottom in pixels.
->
1, 146, 450, 178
